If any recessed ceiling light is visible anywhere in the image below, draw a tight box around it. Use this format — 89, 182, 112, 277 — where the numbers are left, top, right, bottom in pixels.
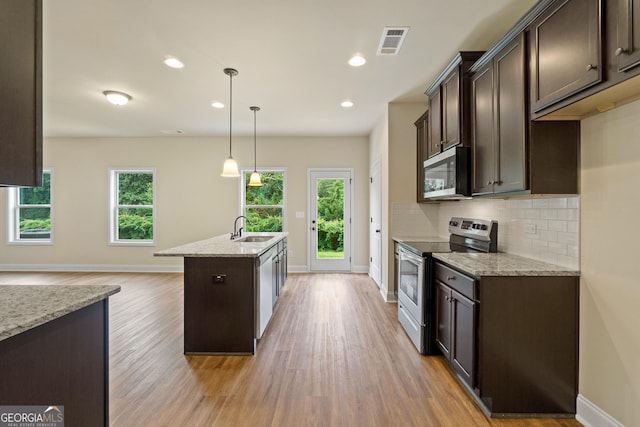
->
164, 56, 184, 69
348, 55, 366, 67
341, 100, 354, 108
103, 91, 132, 106
211, 101, 225, 108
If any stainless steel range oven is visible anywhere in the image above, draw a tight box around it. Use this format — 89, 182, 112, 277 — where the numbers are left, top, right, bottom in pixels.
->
397, 245, 426, 351
396, 217, 497, 354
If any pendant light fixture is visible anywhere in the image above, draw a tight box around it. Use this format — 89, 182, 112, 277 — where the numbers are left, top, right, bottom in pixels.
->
248, 106, 263, 186
221, 68, 240, 177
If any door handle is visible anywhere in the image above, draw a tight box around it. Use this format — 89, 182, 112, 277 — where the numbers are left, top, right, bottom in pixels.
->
375, 229, 381, 233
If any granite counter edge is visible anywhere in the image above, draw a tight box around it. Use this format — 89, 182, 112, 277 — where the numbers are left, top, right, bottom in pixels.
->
0, 285, 121, 342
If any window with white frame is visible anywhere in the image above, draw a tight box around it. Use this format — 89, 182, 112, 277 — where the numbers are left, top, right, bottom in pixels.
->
7, 170, 53, 244
109, 169, 155, 245
241, 169, 286, 232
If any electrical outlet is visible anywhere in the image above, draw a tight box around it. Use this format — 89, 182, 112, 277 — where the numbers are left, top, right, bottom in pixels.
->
296, 211, 305, 218
525, 224, 537, 234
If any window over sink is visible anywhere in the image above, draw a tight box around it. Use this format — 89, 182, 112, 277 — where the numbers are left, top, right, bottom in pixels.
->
241, 169, 286, 232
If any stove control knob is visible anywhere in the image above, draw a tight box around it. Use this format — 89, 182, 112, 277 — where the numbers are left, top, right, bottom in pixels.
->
449, 221, 458, 226
481, 224, 488, 230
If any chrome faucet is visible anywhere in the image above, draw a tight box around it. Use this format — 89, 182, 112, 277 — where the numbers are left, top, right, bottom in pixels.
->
231, 215, 250, 240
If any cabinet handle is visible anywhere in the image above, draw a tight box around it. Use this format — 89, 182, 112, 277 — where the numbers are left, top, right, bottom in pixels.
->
447, 276, 456, 281
487, 180, 494, 185
495, 180, 502, 185
615, 47, 628, 56
585, 64, 597, 71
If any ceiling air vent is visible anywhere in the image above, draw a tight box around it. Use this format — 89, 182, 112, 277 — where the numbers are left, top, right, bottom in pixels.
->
377, 26, 409, 55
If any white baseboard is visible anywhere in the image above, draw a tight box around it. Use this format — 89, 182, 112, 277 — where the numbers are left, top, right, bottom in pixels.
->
352, 264, 369, 273
0, 264, 183, 273
380, 287, 397, 302
287, 264, 370, 273
576, 394, 624, 427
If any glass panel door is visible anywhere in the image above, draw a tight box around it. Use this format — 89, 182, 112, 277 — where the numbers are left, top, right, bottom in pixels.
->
309, 170, 351, 271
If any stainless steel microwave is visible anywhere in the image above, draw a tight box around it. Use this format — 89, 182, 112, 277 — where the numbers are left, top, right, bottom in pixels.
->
423, 146, 470, 199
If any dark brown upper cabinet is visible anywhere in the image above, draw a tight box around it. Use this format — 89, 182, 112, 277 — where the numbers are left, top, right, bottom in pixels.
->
425, 52, 484, 158
471, 34, 528, 196
427, 89, 442, 158
529, 0, 603, 114
615, 0, 640, 72
531, 0, 640, 119
414, 110, 429, 203
0, 0, 43, 187
469, 13, 580, 197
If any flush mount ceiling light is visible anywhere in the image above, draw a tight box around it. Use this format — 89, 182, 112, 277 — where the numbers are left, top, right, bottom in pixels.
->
248, 106, 263, 187
211, 101, 224, 109
163, 56, 184, 69
103, 91, 132, 106
341, 100, 354, 108
348, 54, 366, 67
221, 68, 240, 177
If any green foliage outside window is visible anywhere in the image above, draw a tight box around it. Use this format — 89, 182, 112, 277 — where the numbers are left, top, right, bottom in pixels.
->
117, 172, 153, 240
245, 172, 284, 232
18, 172, 52, 239
316, 179, 344, 253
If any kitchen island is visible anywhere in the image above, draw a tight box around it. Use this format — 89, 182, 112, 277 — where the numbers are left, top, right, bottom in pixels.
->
0, 284, 120, 426
155, 232, 288, 355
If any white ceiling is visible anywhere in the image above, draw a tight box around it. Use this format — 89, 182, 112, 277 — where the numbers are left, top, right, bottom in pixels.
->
42, 0, 537, 138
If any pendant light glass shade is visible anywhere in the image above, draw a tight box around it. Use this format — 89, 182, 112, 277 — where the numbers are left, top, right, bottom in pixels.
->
248, 171, 262, 186
222, 157, 240, 176
221, 68, 241, 177
248, 106, 263, 186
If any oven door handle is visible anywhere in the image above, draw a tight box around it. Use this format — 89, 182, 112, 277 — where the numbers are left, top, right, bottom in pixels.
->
398, 247, 423, 264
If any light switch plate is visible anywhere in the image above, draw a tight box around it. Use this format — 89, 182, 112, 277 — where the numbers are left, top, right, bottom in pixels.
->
296, 211, 305, 218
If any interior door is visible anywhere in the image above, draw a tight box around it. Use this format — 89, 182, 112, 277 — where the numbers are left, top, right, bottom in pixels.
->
369, 161, 382, 287
309, 169, 352, 272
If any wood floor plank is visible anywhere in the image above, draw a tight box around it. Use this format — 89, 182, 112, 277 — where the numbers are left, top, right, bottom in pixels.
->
0, 271, 583, 426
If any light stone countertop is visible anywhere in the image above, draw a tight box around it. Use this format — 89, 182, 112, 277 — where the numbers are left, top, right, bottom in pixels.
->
154, 232, 288, 258
0, 285, 121, 341
433, 253, 580, 277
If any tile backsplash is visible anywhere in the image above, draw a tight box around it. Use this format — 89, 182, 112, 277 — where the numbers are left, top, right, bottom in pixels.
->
392, 197, 580, 269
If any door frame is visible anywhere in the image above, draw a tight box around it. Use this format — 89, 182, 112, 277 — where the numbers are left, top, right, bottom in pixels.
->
369, 160, 382, 287
307, 168, 354, 272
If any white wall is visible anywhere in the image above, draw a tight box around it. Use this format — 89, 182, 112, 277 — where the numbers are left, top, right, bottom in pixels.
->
368, 102, 429, 299
578, 100, 640, 427
0, 135, 370, 272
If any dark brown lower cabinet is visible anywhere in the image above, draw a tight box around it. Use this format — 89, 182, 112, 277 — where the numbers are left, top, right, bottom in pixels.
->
436, 281, 476, 388
184, 257, 257, 354
435, 261, 579, 417
0, 301, 109, 426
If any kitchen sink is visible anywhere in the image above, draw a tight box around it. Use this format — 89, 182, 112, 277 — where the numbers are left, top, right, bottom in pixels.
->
233, 235, 274, 243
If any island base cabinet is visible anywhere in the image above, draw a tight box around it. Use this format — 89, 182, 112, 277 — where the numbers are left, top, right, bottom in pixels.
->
0, 301, 109, 426
184, 257, 256, 355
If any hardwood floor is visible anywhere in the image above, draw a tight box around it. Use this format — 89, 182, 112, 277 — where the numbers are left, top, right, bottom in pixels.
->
0, 272, 582, 427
